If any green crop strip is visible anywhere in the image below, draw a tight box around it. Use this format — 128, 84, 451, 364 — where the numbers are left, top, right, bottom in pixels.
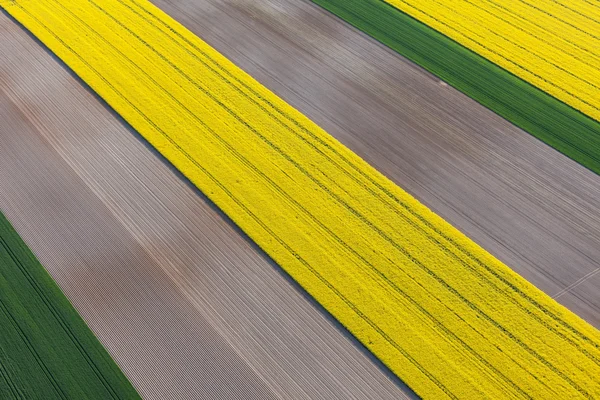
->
310, 0, 600, 175
0, 211, 140, 399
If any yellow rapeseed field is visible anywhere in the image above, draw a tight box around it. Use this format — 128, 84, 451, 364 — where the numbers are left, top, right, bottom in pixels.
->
383, 0, 600, 121
3, 0, 600, 398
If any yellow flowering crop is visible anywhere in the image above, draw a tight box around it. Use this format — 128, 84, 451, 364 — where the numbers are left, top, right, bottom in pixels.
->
383, 0, 600, 121
3, 0, 599, 398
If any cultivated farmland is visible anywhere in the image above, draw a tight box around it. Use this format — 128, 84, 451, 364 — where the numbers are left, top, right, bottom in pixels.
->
1, 0, 600, 399
384, 0, 600, 122
310, 0, 600, 175
0, 10, 414, 398
3, 0, 599, 398
0, 212, 139, 399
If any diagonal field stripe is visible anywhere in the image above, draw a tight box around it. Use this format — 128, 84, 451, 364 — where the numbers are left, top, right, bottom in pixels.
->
2, 0, 599, 398
382, 0, 600, 122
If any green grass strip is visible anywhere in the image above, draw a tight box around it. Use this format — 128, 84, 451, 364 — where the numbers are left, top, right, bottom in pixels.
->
0, 211, 140, 399
310, 0, 600, 175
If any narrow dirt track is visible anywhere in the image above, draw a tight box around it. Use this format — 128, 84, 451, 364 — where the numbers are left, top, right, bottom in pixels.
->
0, 0, 599, 399
0, 10, 415, 400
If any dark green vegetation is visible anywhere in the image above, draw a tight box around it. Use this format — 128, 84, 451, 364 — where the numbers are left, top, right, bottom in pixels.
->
310, 0, 600, 175
0, 212, 140, 399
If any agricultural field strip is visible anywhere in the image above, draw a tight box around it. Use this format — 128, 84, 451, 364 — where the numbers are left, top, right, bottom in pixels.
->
309, 0, 600, 176
0, 211, 139, 399
3, 0, 599, 398
382, 0, 600, 122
